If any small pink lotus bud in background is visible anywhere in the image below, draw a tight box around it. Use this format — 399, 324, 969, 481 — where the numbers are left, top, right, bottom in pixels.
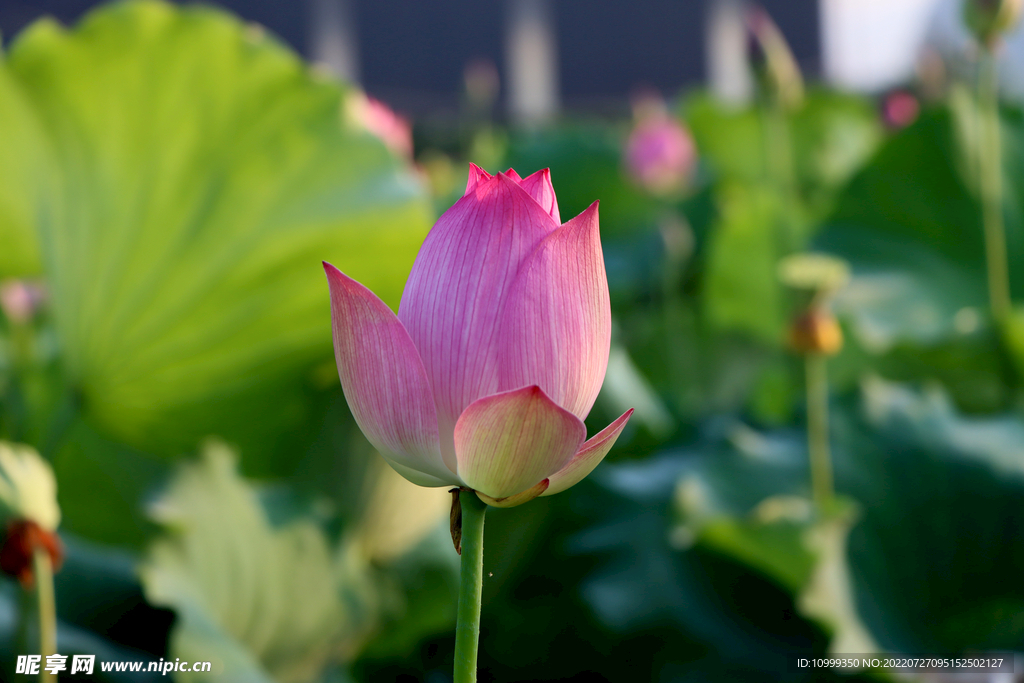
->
324, 164, 632, 507
0, 280, 46, 325
882, 90, 920, 130
625, 93, 697, 195
346, 92, 414, 159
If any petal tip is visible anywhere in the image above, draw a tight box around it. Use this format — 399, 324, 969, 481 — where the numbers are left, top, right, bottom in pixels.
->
465, 162, 494, 195
541, 408, 633, 497
322, 260, 344, 284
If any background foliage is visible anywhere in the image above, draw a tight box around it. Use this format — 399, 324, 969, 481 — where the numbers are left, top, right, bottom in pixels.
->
0, 1, 1021, 682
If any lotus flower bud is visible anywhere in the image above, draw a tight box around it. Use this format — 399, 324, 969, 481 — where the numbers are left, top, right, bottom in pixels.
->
0, 443, 63, 586
882, 90, 920, 130
324, 165, 633, 508
964, 0, 1023, 47
0, 280, 46, 325
625, 93, 697, 195
346, 93, 413, 159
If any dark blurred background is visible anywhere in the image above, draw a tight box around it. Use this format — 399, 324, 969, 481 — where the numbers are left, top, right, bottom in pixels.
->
1, 0, 820, 113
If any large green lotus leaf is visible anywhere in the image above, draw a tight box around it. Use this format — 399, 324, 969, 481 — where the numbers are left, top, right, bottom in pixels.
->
3, 1, 432, 455
140, 442, 375, 683
846, 378, 1024, 651
578, 381, 1024, 663
570, 448, 836, 676
0, 55, 47, 276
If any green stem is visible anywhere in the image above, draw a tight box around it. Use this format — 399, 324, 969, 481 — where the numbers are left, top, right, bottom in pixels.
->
806, 353, 833, 511
33, 548, 56, 683
978, 49, 1011, 321
453, 492, 487, 683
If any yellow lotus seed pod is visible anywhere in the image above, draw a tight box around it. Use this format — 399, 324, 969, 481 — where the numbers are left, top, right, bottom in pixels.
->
788, 309, 844, 356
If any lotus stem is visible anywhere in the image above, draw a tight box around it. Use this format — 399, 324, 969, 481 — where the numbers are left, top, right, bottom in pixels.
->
33, 548, 56, 683
453, 492, 487, 683
805, 353, 833, 510
978, 48, 1012, 321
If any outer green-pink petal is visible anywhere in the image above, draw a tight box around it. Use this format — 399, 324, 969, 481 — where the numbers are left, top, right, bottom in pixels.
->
542, 409, 633, 496
398, 173, 560, 461
324, 262, 456, 486
454, 385, 585, 499
497, 201, 611, 420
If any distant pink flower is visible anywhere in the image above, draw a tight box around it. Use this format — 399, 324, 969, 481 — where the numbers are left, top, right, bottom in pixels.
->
0, 281, 46, 325
324, 165, 632, 507
349, 94, 414, 159
882, 90, 919, 130
625, 110, 696, 195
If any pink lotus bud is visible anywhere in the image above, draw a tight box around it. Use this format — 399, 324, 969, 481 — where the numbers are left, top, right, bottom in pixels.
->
625, 109, 697, 195
882, 90, 919, 130
324, 165, 632, 507
0, 280, 46, 325
346, 93, 413, 159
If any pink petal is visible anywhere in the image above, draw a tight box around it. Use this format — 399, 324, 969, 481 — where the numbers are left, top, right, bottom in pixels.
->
465, 162, 493, 194
324, 262, 456, 486
504, 168, 524, 182
399, 172, 561, 460
454, 386, 585, 500
497, 201, 611, 420
519, 168, 560, 223
476, 478, 549, 508
543, 409, 633, 496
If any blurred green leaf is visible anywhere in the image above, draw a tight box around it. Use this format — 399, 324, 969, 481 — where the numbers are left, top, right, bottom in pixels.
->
2, 0, 432, 459
50, 420, 168, 547
703, 182, 787, 342
685, 89, 881, 209
140, 441, 374, 683
697, 512, 813, 594
358, 523, 458, 662
689, 90, 881, 344
847, 378, 1024, 651
0, 55, 47, 277
577, 376, 1024, 670
685, 93, 766, 184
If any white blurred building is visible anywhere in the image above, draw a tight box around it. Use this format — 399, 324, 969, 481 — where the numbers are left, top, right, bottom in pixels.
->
819, 0, 1024, 98
820, 0, 942, 91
